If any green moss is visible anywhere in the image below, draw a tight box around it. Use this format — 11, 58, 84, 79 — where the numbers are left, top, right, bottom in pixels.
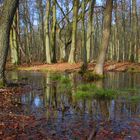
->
50, 74, 62, 81
83, 72, 104, 81
0, 80, 5, 88
40, 68, 50, 72
60, 76, 71, 84
75, 83, 118, 100
50, 74, 71, 85
59, 83, 72, 92
95, 88, 117, 99
130, 96, 140, 102
78, 84, 97, 91
120, 88, 138, 93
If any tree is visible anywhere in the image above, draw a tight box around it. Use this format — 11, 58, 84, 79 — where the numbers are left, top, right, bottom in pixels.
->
130, 0, 138, 62
68, 0, 79, 63
0, 0, 19, 85
86, 0, 96, 62
10, 9, 20, 65
10, 12, 19, 65
45, 0, 51, 64
51, 0, 57, 63
37, 0, 46, 62
93, 0, 113, 76
80, 0, 87, 72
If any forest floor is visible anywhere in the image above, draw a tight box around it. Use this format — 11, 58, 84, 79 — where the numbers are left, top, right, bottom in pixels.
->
0, 85, 140, 140
0, 86, 140, 139
9, 61, 140, 73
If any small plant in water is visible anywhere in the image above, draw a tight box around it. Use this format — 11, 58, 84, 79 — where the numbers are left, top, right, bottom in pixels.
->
75, 83, 118, 100
0, 81, 5, 88
130, 96, 140, 102
50, 74, 62, 81
83, 72, 104, 81
60, 76, 71, 84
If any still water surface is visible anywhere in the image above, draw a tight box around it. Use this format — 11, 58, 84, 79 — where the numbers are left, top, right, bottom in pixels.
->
7, 71, 140, 122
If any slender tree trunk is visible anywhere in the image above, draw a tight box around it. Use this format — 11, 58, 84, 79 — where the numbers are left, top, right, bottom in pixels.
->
45, 0, 51, 63
24, 0, 31, 64
114, 0, 120, 62
39, 0, 46, 62
94, 0, 113, 76
81, 0, 87, 71
86, 0, 96, 62
131, 0, 138, 62
121, 0, 126, 61
51, 0, 57, 63
0, 0, 19, 84
68, 0, 79, 63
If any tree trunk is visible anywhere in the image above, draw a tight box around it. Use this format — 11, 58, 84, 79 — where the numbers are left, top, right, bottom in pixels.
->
131, 0, 138, 62
0, 0, 19, 84
51, 0, 57, 63
86, 0, 96, 62
45, 0, 51, 64
94, 0, 113, 76
81, 0, 87, 71
10, 13, 19, 65
68, 0, 79, 63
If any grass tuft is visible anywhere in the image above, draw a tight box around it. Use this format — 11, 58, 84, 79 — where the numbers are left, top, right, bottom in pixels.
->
75, 83, 118, 100
130, 96, 140, 102
83, 72, 104, 81
0, 80, 5, 88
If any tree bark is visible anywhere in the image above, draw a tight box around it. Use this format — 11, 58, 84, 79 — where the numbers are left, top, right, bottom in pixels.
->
0, 0, 19, 84
45, 0, 51, 64
68, 0, 79, 63
10, 13, 19, 65
51, 0, 57, 63
86, 0, 96, 62
131, 0, 138, 62
94, 0, 113, 76
81, 0, 87, 71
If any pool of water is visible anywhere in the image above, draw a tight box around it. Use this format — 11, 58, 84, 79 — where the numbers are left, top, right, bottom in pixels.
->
6, 71, 140, 123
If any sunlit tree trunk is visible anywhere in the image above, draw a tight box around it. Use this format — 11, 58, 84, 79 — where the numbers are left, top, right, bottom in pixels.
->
45, 0, 51, 63
0, 0, 19, 84
10, 13, 19, 65
94, 0, 113, 76
68, 0, 79, 63
86, 0, 96, 62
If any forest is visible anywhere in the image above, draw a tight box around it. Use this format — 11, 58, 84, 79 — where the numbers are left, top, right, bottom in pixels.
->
0, 0, 140, 139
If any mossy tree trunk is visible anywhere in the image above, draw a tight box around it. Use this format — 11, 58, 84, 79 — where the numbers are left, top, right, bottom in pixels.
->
51, 0, 57, 63
0, 0, 19, 85
39, 0, 46, 62
45, 0, 51, 64
68, 0, 79, 63
81, 0, 87, 71
10, 12, 19, 65
86, 0, 96, 62
94, 0, 113, 76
